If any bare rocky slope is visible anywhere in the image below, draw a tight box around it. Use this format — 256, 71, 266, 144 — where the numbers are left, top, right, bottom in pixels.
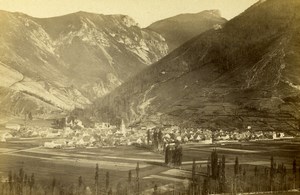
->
93, 0, 300, 131
147, 10, 227, 52
0, 11, 168, 116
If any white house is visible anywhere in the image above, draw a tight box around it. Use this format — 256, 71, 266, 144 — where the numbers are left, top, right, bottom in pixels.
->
5, 124, 21, 130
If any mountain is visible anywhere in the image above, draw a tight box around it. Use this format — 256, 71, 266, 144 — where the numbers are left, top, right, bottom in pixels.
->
0, 11, 168, 116
147, 10, 227, 52
93, 0, 300, 131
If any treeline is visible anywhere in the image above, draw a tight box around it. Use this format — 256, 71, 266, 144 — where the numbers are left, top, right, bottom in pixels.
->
1, 168, 35, 195
146, 129, 183, 167
185, 150, 300, 195
1, 153, 299, 195
0, 162, 144, 195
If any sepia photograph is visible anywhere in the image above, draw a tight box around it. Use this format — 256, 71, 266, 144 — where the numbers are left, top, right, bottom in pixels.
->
0, 0, 300, 194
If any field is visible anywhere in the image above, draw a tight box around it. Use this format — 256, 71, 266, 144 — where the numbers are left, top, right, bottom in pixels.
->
0, 136, 300, 194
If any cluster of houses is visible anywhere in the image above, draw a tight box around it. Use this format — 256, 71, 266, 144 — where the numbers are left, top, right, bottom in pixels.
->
1, 120, 296, 148
42, 120, 149, 148
145, 125, 295, 147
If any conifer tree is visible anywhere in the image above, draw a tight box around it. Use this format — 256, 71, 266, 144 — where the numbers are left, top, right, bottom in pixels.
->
147, 129, 150, 145
192, 159, 196, 194
136, 162, 140, 194
270, 156, 274, 191
211, 149, 218, 179
29, 173, 34, 195
293, 159, 297, 189
128, 170, 132, 183
234, 156, 239, 194
8, 170, 12, 193
234, 157, 239, 176
219, 155, 226, 193
106, 171, 110, 191
95, 163, 99, 195
78, 176, 83, 188
52, 177, 56, 195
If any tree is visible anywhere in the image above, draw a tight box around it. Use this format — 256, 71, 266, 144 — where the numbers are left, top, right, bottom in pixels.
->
202, 178, 209, 195
293, 158, 297, 189
136, 162, 140, 194
24, 174, 28, 186
128, 170, 132, 183
78, 176, 83, 188
299, 167, 300, 189
153, 184, 158, 195
158, 129, 163, 146
211, 149, 219, 180
234, 157, 239, 176
147, 129, 150, 145
28, 112, 33, 120
108, 188, 112, 195
219, 155, 226, 193
165, 145, 170, 165
18, 168, 24, 194
243, 168, 246, 179
95, 163, 99, 195
177, 144, 183, 166
52, 177, 56, 195
234, 156, 239, 194
191, 159, 196, 194
207, 156, 211, 177
78, 176, 83, 195
106, 171, 110, 191
254, 166, 258, 192
29, 173, 34, 195
254, 166, 258, 177
153, 130, 158, 149
270, 156, 275, 191
8, 170, 12, 193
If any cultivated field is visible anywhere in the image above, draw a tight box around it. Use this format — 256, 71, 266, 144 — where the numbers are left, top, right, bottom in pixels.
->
0, 137, 300, 194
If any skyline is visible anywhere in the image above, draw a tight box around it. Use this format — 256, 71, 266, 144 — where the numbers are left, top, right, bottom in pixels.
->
0, 0, 258, 27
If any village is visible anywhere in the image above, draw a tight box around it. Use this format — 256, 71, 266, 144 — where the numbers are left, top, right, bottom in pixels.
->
1, 116, 296, 149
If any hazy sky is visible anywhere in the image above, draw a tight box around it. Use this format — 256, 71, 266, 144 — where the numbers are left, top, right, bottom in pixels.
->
0, 0, 258, 27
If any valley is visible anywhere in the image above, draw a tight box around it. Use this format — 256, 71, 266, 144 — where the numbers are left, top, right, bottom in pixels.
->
0, 134, 299, 194
0, 0, 300, 194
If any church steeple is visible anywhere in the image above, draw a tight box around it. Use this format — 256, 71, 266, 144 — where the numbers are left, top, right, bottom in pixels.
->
120, 119, 126, 136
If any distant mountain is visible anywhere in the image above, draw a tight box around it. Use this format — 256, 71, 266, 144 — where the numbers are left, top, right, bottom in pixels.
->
93, 0, 300, 131
147, 10, 227, 52
0, 11, 168, 116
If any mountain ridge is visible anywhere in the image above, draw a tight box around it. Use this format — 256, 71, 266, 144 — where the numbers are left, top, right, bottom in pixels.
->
147, 9, 227, 52
92, 0, 300, 131
0, 10, 168, 116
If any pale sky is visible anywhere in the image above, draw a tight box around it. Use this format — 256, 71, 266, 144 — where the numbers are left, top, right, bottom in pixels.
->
0, 0, 258, 27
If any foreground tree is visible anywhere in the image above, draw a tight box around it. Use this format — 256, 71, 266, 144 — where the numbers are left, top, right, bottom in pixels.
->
52, 177, 56, 195
270, 156, 275, 191
136, 162, 140, 194
106, 171, 110, 191
29, 173, 34, 195
219, 155, 226, 193
128, 170, 132, 183
234, 157, 239, 194
293, 158, 297, 189
95, 163, 99, 195
211, 149, 218, 180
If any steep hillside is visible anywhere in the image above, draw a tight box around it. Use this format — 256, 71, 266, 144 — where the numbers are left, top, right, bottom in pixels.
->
147, 10, 227, 51
0, 11, 168, 116
93, 0, 300, 131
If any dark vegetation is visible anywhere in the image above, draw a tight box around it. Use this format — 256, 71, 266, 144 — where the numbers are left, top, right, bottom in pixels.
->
1, 149, 299, 195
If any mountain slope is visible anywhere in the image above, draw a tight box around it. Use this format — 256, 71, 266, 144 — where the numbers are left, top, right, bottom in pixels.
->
147, 10, 227, 52
93, 0, 300, 131
0, 11, 168, 116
